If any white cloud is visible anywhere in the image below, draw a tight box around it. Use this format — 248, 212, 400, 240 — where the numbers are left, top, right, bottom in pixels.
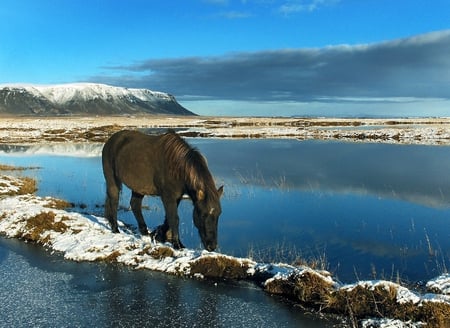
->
278, 0, 340, 15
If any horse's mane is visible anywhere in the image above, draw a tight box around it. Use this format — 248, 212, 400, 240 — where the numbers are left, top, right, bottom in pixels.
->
160, 132, 219, 202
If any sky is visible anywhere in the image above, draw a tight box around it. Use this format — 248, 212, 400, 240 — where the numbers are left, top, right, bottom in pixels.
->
1, 0, 450, 117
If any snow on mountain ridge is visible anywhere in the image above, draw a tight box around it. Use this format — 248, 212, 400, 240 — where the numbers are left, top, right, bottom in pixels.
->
0, 83, 194, 115
13, 83, 173, 104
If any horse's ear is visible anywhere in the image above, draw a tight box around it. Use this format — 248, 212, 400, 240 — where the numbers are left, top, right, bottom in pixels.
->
197, 189, 205, 201
217, 186, 224, 197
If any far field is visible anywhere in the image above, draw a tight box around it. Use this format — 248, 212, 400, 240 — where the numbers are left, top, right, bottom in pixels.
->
1, 116, 450, 145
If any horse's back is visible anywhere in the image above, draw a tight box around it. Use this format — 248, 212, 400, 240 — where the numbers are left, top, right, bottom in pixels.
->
102, 130, 161, 195
103, 130, 156, 159
104, 129, 147, 149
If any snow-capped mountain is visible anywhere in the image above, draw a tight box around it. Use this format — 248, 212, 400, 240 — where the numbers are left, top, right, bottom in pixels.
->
0, 83, 194, 116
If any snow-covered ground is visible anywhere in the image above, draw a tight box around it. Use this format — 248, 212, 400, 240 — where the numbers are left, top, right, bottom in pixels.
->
0, 173, 449, 327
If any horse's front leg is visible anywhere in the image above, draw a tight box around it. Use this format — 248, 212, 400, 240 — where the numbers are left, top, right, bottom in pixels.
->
160, 196, 185, 249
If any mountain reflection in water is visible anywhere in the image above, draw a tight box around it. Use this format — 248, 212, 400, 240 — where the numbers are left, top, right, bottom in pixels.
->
0, 139, 449, 283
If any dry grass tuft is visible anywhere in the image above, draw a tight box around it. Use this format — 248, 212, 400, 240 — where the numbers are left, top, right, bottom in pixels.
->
103, 250, 122, 262
137, 245, 153, 256
265, 269, 335, 306
40, 124, 123, 143
22, 211, 68, 244
329, 285, 450, 327
189, 255, 252, 279
329, 284, 400, 319
0, 213, 7, 221
44, 198, 73, 209
0, 163, 39, 196
0, 164, 26, 171
79, 125, 123, 142
0, 175, 37, 196
148, 245, 175, 259
417, 301, 450, 328
17, 177, 37, 195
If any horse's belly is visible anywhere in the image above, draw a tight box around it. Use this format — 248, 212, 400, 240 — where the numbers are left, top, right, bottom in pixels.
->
116, 152, 159, 195
125, 180, 158, 195
121, 170, 158, 196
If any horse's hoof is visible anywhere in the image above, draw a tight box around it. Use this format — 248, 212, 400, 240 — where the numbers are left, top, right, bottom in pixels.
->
150, 227, 166, 243
172, 240, 185, 249
140, 228, 149, 236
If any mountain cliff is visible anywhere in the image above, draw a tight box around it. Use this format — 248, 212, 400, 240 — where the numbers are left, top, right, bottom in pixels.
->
0, 83, 195, 116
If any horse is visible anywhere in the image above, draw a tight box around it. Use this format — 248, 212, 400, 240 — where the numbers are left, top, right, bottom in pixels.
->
102, 130, 223, 251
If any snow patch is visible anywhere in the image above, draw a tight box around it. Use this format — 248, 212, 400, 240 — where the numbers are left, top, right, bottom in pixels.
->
361, 318, 425, 328
426, 273, 450, 295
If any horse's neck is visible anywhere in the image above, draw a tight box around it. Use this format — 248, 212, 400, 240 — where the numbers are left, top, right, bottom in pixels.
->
184, 160, 212, 198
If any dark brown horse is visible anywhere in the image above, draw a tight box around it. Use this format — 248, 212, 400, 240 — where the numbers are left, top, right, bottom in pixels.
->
102, 130, 223, 251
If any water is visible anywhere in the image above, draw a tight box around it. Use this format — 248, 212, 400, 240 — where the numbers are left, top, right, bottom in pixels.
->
1, 139, 450, 325
203, 140, 450, 283
0, 237, 332, 328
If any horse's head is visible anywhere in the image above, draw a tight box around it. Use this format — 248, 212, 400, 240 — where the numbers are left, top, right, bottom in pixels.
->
193, 186, 223, 251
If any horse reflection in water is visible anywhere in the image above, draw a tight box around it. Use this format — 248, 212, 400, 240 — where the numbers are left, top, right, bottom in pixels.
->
102, 130, 223, 251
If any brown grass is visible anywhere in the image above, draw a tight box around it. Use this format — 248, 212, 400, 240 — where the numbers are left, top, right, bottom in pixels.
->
329, 285, 450, 327
0, 163, 40, 171
264, 269, 335, 306
264, 272, 450, 328
78, 125, 123, 142
189, 255, 253, 280
39, 124, 124, 143
330, 284, 399, 318
0, 175, 37, 196
22, 211, 68, 244
17, 177, 37, 195
44, 198, 74, 209
0, 164, 26, 171
309, 120, 363, 127
149, 245, 175, 259
418, 301, 450, 328
103, 250, 122, 262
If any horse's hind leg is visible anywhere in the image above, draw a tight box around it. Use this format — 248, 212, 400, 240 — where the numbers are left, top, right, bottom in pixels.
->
130, 191, 149, 235
105, 182, 120, 233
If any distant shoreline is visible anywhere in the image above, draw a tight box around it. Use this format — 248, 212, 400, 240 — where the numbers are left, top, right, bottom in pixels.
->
1, 115, 450, 145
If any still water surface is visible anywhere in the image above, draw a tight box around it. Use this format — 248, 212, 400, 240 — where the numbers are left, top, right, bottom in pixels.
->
1, 139, 450, 326
1, 237, 331, 327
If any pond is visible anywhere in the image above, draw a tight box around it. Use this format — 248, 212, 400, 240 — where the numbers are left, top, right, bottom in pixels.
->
1, 139, 450, 325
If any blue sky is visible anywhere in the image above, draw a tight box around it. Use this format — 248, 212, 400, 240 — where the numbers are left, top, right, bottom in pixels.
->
1, 0, 450, 117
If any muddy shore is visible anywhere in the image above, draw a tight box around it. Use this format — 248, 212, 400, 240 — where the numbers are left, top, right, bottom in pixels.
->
1, 115, 450, 145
